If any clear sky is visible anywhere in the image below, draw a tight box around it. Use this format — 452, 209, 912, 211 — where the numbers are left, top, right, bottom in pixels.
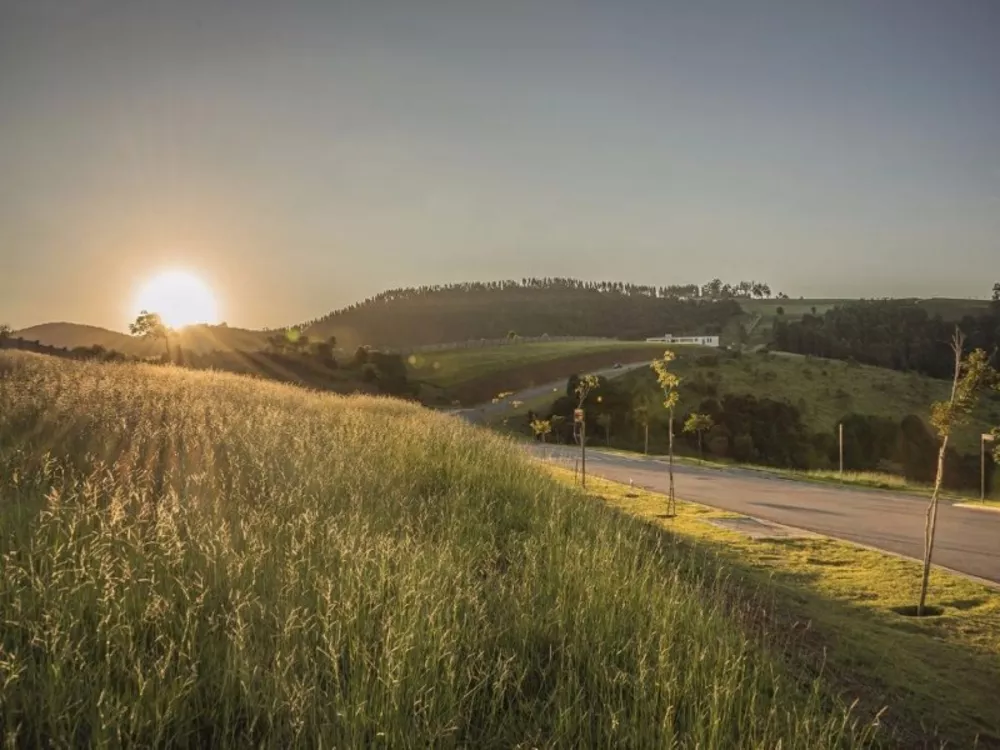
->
2, 0, 998, 330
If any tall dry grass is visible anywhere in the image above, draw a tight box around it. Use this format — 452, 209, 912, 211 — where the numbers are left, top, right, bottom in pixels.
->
0, 352, 876, 748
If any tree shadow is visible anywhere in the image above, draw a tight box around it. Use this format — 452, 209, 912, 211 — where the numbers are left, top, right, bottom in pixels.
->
936, 598, 987, 611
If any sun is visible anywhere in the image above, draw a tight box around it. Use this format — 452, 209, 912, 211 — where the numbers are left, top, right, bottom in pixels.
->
133, 270, 220, 329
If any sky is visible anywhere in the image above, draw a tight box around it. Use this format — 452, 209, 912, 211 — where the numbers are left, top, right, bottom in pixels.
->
1, 0, 999, 331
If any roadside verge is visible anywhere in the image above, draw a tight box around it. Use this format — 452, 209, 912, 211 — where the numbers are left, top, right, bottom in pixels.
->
546, 466, 1000, 748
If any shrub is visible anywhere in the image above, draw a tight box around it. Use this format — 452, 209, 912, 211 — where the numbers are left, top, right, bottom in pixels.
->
732, 434, 756, 462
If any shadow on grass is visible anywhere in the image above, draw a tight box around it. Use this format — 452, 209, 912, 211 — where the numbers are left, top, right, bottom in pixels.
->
805, 557, 852, 567
598, 501, 1000, 749
935, 598, 987, 611
890, 604, 945, 617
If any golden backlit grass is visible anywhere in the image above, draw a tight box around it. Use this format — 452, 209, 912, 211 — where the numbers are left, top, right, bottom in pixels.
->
0, 352, 878, 748
547, 467, 1000, 747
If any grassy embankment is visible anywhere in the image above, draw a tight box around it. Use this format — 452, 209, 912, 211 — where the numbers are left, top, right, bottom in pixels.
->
545, 467, 1000, 748
0, 351, 877, 748
619, 346, 1000, 455
409, 340, 665, 405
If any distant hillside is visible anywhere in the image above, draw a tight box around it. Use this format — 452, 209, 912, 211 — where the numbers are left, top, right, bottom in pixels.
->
15, 322, 269, 357
770, 297, 1000, 379
621, 347, 1000, 455
14, 323, 152, 355
303, 279, 744, 350
741, 297, 990, 348
520, 347, 998, 490
17, 283, 988, 359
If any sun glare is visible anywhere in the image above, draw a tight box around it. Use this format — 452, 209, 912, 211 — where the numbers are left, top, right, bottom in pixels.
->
133, 270, 220, 329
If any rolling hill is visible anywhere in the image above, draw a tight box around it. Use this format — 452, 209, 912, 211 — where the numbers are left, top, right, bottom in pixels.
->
614, 347, 1000, 455
13, 322, 152, 355
13, 282, 990, 361
302, 279, 743, 350
14, 322, 269, 356
0, 350, 877, 747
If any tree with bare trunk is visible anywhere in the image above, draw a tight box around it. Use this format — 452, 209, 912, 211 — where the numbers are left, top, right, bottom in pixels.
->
596, 412, 613, 446
918, 330, 991, 615
651, 351, 681, 516
573, 375, 599, 412
550, 414, 566, 444
631, 388, 658, 455
683, 413, 714, 462
573, 375, 600, 486
530, 418, 552, 443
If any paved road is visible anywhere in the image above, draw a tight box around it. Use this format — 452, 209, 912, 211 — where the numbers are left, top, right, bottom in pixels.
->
451, 361, 648, 424
532, 445, 1000, 584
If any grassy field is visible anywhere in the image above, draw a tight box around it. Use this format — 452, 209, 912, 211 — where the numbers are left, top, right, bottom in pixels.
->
410, 340, 666, 406
407, 339, 662, 387
738, 299, 849, 345
0, 351, 879, 748
623, 347, 1000, 454
548, 469, 1000, 747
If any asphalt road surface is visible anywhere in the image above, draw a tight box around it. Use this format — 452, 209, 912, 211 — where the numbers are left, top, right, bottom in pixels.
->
532, 444, 1000, 585
451, 361, 648, 424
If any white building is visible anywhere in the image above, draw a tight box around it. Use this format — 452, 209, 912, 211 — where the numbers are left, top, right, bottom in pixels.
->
645, 333, 720, 347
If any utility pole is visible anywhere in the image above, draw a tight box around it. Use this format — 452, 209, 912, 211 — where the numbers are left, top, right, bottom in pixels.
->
644, 420, 649, 456
839, 423, 844, 483
575, 408, 586, 488
983, 433, 995, 503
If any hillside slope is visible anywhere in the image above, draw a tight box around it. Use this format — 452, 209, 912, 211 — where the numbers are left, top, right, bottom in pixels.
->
15, 322, 269, 356
621, 348, 1000, 454
14, 322, 154, 355
304, 280, 743, 349
0, 351, 874, 747
412, 340, 668, 405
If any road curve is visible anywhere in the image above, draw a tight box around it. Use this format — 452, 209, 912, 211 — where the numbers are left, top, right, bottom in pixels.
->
532, 444, 1000, 585
451, 361, 648, 424
448, 363, 1000, 584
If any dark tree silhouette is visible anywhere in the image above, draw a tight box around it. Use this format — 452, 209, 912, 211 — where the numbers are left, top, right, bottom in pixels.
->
772, 298, 1000, 379
129, 311, 170, 360
297, 277, 757, 350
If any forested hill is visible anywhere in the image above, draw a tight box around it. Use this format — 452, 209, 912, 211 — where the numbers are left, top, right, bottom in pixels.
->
771, 295, 1000, 379
302, 279, 746, 349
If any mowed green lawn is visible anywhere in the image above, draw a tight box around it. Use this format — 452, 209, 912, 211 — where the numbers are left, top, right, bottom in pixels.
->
407, 340, 664, 387
627, 348, 1000, 454
0, 352, 878, 748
